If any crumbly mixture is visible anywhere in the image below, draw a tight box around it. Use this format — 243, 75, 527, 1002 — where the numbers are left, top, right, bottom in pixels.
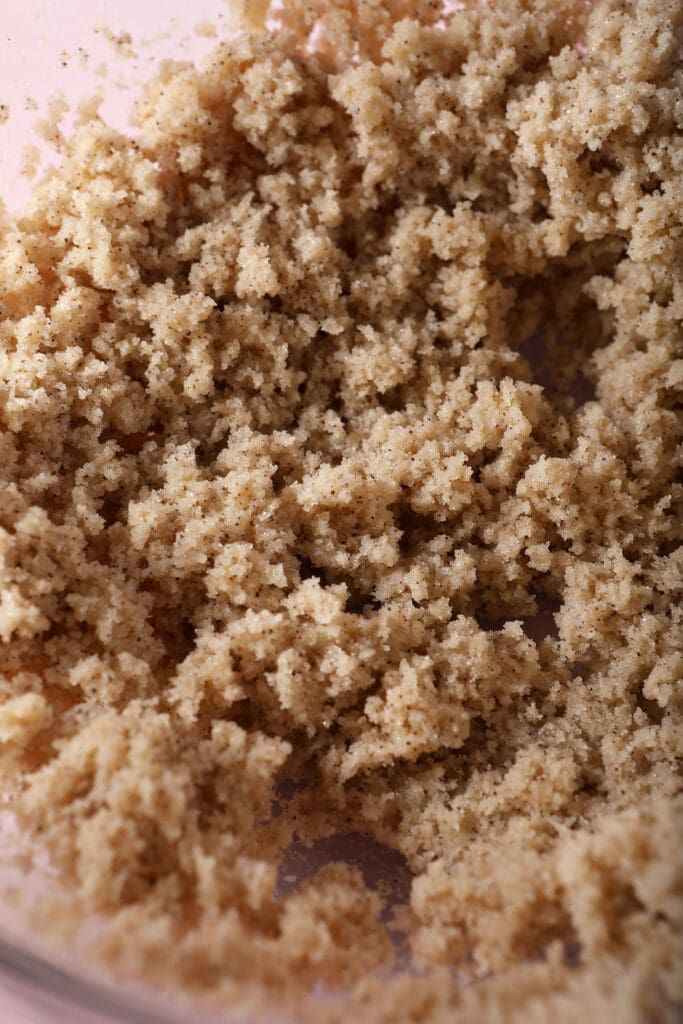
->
0, 1, 682, 1021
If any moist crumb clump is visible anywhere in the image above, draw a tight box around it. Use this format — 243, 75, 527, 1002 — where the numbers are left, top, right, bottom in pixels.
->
0, 1, 682, 1021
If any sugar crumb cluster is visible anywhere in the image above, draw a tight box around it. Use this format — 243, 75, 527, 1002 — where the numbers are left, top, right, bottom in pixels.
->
0, 1, 681, 1022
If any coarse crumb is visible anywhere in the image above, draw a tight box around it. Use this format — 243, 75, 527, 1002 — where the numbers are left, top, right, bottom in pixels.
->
0, 1, 681, 1022
0, 104, 9, 126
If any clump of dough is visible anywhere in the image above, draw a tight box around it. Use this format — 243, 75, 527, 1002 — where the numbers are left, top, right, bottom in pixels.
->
0, 1, 681, 1021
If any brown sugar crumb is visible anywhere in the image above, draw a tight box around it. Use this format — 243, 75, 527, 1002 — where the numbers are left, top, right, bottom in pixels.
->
194, 20, 217, 39
18, 143, 41, 179
95, 25, 137, 60
0, 1, 681, 1022
0, 104, 9, 126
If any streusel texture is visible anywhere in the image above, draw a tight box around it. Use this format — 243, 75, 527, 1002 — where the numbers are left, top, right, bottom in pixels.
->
0, 1, 681, 1021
